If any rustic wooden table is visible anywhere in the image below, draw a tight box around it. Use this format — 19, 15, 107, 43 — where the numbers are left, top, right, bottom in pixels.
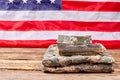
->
0, 48, 119, 80
0, 69, 120, 80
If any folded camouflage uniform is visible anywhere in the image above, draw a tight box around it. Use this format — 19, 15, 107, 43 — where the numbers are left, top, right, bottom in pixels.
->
41, 44, 115, 73
57, 35, 92, 45
57, 43, 105, 56
41, 63, 113, 73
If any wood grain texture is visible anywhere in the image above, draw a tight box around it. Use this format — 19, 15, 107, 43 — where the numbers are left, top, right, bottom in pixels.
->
108, 49, 120, 62
0, 60, 119, 71
0, 52, 43, 60
0, 48, 46, 53
0, 48, 119, 71
0, 60, 41, 70
0, 48, 119, 61
0, 70, 120, 80
0, 48, 46, 60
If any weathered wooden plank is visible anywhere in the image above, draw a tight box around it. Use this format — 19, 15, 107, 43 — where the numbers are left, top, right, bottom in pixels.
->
0, 60, 41, 70
0, 70, 120, 80
0, 48, 46, 53
0, 48, 46, 60
0, 52, 43, 60
0, 48, 119, 61
0, 48, 119, 71
0, 60, 119, 71
108, 49, 120, 62
114, 62, 120, 70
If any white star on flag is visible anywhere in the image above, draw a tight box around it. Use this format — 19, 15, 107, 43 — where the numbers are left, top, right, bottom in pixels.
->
36, 0, 42, 4
50, 0, 56, 4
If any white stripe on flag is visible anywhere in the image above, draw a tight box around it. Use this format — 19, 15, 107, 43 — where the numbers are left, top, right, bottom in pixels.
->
0, 11, 120, 22
0, 31, 119, 40
63, 0, 120, 2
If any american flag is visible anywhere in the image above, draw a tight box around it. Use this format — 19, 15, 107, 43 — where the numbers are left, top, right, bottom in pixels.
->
0, 0, 120, 48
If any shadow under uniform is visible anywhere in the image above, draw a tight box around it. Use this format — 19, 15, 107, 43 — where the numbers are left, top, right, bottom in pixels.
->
41, 35, 115, 73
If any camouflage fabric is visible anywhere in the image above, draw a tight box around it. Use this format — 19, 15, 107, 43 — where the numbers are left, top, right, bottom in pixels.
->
57, 43, 105, 56
57, 35, 92, 45
41, 63, 114, 73
42, 45, 115, 67
41, 35, 115, 73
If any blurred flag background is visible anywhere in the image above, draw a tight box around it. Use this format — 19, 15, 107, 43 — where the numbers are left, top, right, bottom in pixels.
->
0, 0, 120, 48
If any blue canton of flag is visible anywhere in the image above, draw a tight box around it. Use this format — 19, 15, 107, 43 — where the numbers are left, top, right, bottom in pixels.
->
0, 0, 61, 10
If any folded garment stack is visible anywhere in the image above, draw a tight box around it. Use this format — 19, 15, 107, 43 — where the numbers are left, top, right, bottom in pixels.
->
41, 35, 115, 73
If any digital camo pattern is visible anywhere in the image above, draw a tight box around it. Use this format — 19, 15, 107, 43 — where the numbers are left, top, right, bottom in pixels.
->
57, 43, 105, 56
57, 35, 92, 45
42, 44, 115, 67
41, 63, 114, 73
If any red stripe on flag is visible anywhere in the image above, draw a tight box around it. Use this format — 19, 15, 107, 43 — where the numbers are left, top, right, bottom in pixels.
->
0, 40, 56, 48
0, 21, 120, 32
93, 40, 120, 49
62, 1, 120, 11
0, 40, 119, 49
